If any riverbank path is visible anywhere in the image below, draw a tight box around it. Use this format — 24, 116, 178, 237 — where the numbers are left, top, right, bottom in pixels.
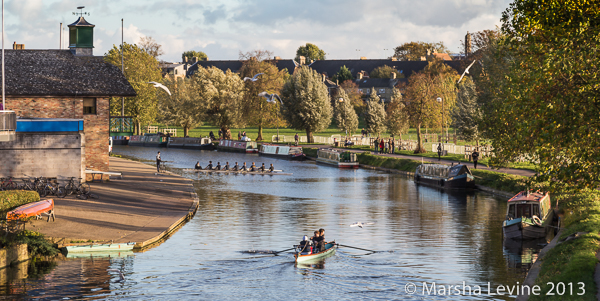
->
29, 157, 198, 249
302, 144, 535, 177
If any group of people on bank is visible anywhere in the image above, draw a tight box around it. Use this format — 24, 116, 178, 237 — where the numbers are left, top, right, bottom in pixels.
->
194, 161, 275, 172
373, 137, 395, 154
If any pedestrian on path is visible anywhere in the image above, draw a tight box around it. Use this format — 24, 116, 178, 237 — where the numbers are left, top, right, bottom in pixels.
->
379, 139, 384, 154
374, 137, 379, 154
384, 140, 389, 154
391, 139, 395, 154
156, 151, 161, 173
437, 143, 442, 161
295, 133, 299, 146
472, 148, 480, 169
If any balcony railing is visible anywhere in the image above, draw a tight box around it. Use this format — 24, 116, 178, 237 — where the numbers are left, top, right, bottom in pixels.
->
109, 116, 135, 134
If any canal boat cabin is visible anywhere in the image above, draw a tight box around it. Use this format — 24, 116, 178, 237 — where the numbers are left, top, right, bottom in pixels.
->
414, 163, 475, 189
168, 137, 214, 150
259, 144, 305, 160
503, 191, 553, 240
217, 139, 258, 153
316, 149, 359, 168
128, 133, 169, 147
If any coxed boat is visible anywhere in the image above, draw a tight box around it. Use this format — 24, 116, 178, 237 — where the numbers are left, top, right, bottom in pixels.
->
182, 169, 292, 176
294, 242, 337, 263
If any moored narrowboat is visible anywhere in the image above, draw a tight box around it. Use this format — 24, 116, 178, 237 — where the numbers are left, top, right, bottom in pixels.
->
316, 148, 359, 168
259, 144, 305, 160
414, 163, 475, 190
503, 191, 554, 240
217, 139, 258, 153
168, 137, 214, 150
128, 133, 169, 147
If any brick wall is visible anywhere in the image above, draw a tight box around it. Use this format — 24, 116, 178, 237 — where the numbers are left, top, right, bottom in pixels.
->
8, 97, 109, 172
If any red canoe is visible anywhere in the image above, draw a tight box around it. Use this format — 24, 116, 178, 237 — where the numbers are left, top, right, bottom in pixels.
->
7, 199, 55, 221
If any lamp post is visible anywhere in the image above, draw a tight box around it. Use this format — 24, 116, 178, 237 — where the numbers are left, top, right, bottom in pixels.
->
436, 97, 443, 152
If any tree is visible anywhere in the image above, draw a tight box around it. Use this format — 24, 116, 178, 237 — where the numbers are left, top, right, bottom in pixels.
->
364, 88, 387, 137
105, 42, 162, 134
332, 65, 353, 82
334, 89, 359, 135
281, 66, 332, 143
158, 77, 202, 137
370, 65, 404, 79
386, 88, 409, 137
339, 80, 364, 115
238, 50, 288, 141
404, 60, 458, 153
483, 0, 600, 191
393, 41, 449, 61
295, 43, 326, 63
138, 36, 164, 59
191, 66, 245, 139
451, 78, 482, 145
182, 50, 208, 62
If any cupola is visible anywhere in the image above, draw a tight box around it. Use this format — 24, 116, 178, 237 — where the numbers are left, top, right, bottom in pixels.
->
68, 16, 95, 56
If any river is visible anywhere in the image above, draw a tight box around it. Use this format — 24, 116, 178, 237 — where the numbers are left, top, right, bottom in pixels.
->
1, 146, 545, 300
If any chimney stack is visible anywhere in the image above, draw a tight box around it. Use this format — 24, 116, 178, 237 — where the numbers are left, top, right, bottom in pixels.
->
391, 72, 396, 79
358, 72, 363, 80
12, 42, 24, 50
391, 57, 397, 61
274, 56, 281, 60
299, 56, 306, 65
360, 56, 367, 60
192, 57, 198, 63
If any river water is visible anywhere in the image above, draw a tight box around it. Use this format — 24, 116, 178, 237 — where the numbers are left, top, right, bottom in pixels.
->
2, 146, 545, 300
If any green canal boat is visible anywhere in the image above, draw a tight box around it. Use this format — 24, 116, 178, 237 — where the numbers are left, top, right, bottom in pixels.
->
502, 191, 554, 240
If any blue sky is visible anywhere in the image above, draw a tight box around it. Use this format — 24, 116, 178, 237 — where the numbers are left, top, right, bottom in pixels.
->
4, 0, 511, 62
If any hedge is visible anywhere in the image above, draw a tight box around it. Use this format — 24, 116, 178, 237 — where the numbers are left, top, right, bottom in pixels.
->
0, 190, 41, 215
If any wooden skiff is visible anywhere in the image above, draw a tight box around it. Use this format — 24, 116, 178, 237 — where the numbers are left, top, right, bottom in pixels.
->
294, 243, 337, 263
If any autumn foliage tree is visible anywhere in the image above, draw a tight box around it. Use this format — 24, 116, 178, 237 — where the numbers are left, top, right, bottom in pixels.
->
364, 88, 387, 137
333, 88, 359, 135
158, 77, 202, 137
386, 88, 409, 137
393, 41, 449, 61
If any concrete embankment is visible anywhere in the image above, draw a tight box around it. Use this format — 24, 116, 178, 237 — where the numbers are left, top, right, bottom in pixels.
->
29, 157, 199, 250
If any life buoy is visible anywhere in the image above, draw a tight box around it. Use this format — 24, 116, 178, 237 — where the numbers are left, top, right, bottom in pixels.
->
532, 215, 542, 226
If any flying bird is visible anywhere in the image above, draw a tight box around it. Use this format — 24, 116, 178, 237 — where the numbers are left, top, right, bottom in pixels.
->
457, 60, 477, 84
350, 222, 375, 228
243, 73, 264, 82
147, 81, 172, 96
258, 92, 283, 104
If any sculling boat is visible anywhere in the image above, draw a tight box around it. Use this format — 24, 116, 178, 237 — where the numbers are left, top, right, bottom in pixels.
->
7, 199, 55, 221
182, 169, 292, 176
503, 191, 554, 240
65, 242, 136, 253
294, 242, 337, 263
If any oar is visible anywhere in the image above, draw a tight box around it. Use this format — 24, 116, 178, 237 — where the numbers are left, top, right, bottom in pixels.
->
272, 247, 295, 255
337, 244, 377, 253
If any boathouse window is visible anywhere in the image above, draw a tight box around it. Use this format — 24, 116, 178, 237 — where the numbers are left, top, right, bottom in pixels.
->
83, 98, 97, 115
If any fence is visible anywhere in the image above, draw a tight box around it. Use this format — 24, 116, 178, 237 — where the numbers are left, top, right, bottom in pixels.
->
161, 128, 177, 137
146, 125, 158, 133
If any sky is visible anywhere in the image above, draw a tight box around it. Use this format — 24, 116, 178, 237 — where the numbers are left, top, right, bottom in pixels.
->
3, 0, 512, 62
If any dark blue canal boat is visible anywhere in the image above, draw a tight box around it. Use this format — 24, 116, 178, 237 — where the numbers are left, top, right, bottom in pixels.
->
414, 163, 475, 190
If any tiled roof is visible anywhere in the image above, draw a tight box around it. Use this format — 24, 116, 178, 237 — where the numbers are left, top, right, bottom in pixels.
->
186, 59, 298, 77
308, 59, 462, 79
68, 17, 94, 27
354, 78, 408, 88
3, 50, 136, 97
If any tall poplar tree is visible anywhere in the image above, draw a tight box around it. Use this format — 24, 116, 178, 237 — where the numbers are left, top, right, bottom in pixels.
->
364, 88, 387, 137
334, 89, 359, 135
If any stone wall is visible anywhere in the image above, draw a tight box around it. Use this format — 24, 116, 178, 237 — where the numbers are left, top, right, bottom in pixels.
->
7, 97, 109, 172
0, 244, 28, 269
0, 132, 84, 180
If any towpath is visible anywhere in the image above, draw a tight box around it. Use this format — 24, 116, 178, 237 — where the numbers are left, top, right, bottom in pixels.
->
302, 144, 535, 177
29, 157, 198, 249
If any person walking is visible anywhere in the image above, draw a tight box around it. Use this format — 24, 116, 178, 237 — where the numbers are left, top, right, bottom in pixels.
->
379, 139, 385, 155
294, 133, 299, 146
374, 137, 379, 154
156, 151, 161, 173
238, 131, 241, 141
391, 138, 395, 154
472, 148, 480, 169
437, 143, 442, 161
384, 140, 389, 154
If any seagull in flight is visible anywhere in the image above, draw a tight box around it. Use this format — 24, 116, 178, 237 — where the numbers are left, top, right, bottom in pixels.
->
258, 92, 283, 104
243, 73, 264, 82
457, 60, 477, 84
350, 222, 375, 228
147, 81, 171, 96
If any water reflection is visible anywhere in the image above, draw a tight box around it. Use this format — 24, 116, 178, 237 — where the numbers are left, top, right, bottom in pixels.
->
1, 146, 542, 299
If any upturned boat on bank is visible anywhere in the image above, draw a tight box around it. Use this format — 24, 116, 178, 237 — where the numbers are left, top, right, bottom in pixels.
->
414, 163, 475, 190
294, 242, 337, 263
502, 191, 554, 240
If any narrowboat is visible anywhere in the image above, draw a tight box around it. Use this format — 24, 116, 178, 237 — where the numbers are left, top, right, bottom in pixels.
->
217, 139, 258, 153
259, 144, 305, 160
128, 133, 169, 147
111, 136, 129, 145
65, 242, 136, 253
168, 137, 214, 150
413, 163, 475, 190
316, 148, 359, 168
294, 242, 337, 263
503, 191, 554, 240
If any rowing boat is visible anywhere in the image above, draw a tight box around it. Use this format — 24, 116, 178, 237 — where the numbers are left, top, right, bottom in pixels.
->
65, 242, 136, 253
182, 169, 292, 176
294, 242, 337, 263
6, 199, 55, 221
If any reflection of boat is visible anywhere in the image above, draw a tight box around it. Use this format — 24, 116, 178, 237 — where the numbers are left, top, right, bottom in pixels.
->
66, 250, 135, 259
168, 137, 214, 150
182, 169, 292, 176
414, 164, 475, 190
294, 242, 337, 263
7, 199, 55, 221
503, 191, 554, 240
217, 139, 258, 153
316, 149, 359, 168
503, 238, 546, 269
259, 144, 305, 161
66, 242, 136, 253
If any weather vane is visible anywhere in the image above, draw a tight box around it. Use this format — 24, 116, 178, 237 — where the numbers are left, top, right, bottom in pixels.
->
73, 6, 90, 17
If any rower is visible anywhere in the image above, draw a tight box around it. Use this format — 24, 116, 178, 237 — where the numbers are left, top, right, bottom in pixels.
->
241, 162, 248, 171
259, 163, 266, 172
224, 162, 230, 171
298, 235, 312, 254
216, 162, 221, 170
269, 163, 274, 172
250, 162, 257, 172
317, 228, 326, 251
205, 161, 213, 170
232, 162, 239, 171
194, 161, 202, 170
311, 231, 320, 252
